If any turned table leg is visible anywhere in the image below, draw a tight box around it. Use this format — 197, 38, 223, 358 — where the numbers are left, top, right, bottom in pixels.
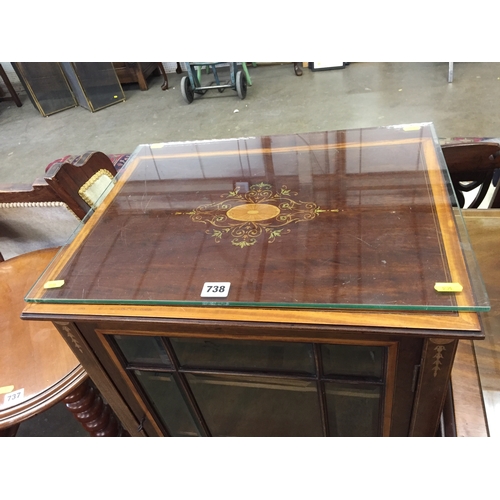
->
63, 379, 129, 437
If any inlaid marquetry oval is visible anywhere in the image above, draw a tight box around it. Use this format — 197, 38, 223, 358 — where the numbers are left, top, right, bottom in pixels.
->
188, 183, 332, 248
226, 203, 281, 222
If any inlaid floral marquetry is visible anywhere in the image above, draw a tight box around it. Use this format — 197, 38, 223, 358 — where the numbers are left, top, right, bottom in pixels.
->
186, 182, 338, 248
432, 345, 446, 377
429, 339, 454, 377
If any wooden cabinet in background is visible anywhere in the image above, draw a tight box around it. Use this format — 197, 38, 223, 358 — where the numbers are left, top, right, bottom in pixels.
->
113, 63, 161, 91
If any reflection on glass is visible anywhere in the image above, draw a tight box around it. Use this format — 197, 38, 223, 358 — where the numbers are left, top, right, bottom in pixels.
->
134, 371, 200, 436
114, 335, 171, 366
325, 383, 381, 436
321, 344, 385, 378
27, 125, 489, 312
171, 338, 315, 374
186, 373, 322, 436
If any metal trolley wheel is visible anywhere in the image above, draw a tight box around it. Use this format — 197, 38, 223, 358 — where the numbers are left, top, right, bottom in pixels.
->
236, 70, 247, 100
181, 76, 194, 104
181, 64, 249, 103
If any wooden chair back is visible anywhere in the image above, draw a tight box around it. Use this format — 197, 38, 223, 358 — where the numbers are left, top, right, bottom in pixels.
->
441, 142, 500, 208
0, 151, 117, 260
44, 151, 117, 219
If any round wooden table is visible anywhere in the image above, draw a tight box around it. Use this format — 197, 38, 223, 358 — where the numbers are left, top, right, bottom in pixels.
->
0, 248, 124, 436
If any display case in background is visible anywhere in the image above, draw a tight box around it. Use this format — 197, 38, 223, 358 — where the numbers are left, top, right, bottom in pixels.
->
60, 62, 125, 112
12, 62, 125, 116
12, 62, 77, 117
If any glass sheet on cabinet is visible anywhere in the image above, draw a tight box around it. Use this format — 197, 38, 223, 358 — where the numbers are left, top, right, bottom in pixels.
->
26, 123, 489, 312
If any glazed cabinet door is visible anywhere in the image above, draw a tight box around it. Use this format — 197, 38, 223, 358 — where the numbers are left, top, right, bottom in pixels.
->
79, 323, 423, 437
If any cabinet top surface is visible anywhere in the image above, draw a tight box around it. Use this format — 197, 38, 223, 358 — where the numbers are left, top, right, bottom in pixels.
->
24, 123, 488, 314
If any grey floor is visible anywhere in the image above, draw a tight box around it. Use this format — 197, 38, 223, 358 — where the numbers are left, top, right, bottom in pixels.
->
2, 61, 500, 436
3, 62, 500, 185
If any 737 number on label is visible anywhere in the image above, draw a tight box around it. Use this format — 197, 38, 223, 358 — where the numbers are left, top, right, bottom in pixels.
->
201, 282, 231, 298
2, 388, 24, 409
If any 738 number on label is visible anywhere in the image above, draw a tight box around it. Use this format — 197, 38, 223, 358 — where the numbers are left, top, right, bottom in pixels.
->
201, 282, 231, 298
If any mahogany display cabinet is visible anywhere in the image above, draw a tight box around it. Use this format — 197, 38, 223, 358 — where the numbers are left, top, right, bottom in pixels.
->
22, 124, 489, 437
